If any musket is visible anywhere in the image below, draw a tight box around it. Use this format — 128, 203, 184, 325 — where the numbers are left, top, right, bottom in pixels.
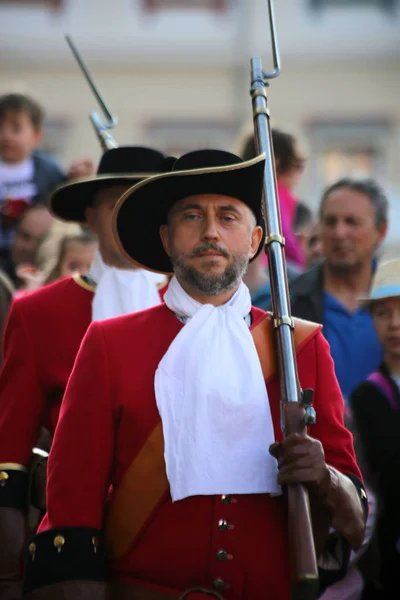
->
65, 35, 118, 151
250, 2, 320, 599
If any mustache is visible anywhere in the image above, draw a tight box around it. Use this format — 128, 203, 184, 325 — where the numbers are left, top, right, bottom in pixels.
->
190, 243, 230, 259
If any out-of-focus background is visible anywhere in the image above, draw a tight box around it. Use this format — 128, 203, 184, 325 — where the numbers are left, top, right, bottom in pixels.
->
1, 7, 400, 594
1, 0, 399, 241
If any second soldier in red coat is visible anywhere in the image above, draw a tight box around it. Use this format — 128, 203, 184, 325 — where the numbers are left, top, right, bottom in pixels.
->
0, 146, 174, 597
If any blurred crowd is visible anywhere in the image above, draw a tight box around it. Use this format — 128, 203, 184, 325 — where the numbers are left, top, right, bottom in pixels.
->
0, 93, 98, 343
0, 91, 399, 599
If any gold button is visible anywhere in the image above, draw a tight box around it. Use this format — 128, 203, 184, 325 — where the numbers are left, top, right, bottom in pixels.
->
28, 542, 36, 555
213, 578, 227, 590
218, 519, 229, 531
221, 495, 231, 505
92, 536, 99, 546
0, 471, 9, 481
216, 549, 228, 561
53, 535, 65, 551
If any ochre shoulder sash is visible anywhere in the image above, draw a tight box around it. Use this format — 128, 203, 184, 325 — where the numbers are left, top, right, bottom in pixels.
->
253, 314, 321, 381
104, 314, 321, 559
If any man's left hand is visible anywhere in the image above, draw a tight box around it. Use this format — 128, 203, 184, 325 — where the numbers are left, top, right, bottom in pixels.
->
270, 433, 366, 549
269, 433, 331, 497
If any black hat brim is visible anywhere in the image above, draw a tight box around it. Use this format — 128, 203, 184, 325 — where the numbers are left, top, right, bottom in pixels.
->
113, 154, 267, 274
49, 174, 157, 223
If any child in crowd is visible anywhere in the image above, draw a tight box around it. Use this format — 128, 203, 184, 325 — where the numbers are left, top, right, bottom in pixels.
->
0, 92, 93, 258
16, 223, 98, 293
43, 230, 98, 284
351, 258, 400, 597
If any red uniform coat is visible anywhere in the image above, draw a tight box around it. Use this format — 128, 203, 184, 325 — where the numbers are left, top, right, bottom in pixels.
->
37, 304, 362, 600
0, 275, 167, 468
0, 274, 95, 467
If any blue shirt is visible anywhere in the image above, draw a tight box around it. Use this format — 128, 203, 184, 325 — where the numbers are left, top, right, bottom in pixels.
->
251, 281, 272, 310
323, 292, 383, 401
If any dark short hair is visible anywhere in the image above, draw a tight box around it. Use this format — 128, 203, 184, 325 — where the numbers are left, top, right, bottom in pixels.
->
240, 134, 256, 162
240, 129, 300, 175
271, 130, 299, 174
0, 93, 44, 129
319, 178, 389, 227
294, 201, 313, 231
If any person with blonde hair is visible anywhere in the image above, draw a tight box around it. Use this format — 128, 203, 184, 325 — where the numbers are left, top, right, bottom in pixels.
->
15, 221, 96, 293
42, 230, 98, 285
35, 221, 98, 286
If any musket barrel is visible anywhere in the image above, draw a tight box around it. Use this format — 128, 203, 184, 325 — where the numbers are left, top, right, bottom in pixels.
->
250, 48, 319, 600
250, 58, 299, 406
66, 35, 119, 151
65, 35, 117, 128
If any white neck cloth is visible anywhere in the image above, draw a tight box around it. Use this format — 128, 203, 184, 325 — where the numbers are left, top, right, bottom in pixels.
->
89, 251, 165, 321
155, 275, 281, 502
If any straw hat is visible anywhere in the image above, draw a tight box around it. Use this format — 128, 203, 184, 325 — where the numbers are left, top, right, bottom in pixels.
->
359, 259, 400, 308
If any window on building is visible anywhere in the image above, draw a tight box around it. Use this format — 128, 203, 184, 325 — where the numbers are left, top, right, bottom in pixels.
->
308, 121, 391, 203
309, 0, 398, 12
142, 0, 228, 12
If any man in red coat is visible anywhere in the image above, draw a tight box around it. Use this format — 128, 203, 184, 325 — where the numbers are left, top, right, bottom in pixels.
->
23, 150, 366, 600
0, 146, 174, 598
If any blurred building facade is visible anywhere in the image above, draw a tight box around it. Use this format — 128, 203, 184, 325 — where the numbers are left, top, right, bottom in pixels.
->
1, 0, 399, 242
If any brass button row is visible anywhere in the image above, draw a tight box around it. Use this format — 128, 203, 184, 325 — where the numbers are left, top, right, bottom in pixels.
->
214, 545, 232, 588
214, 497, 235, 592
30, 534, 66, 558
29, 534, 98, 560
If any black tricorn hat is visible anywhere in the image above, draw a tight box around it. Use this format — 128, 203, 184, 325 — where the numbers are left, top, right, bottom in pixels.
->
113, 149, 266, 274
49, 146, 176, 223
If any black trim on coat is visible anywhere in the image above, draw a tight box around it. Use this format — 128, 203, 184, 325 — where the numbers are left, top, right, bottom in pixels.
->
23, 527, 105, 595
0, 469, 29, 511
